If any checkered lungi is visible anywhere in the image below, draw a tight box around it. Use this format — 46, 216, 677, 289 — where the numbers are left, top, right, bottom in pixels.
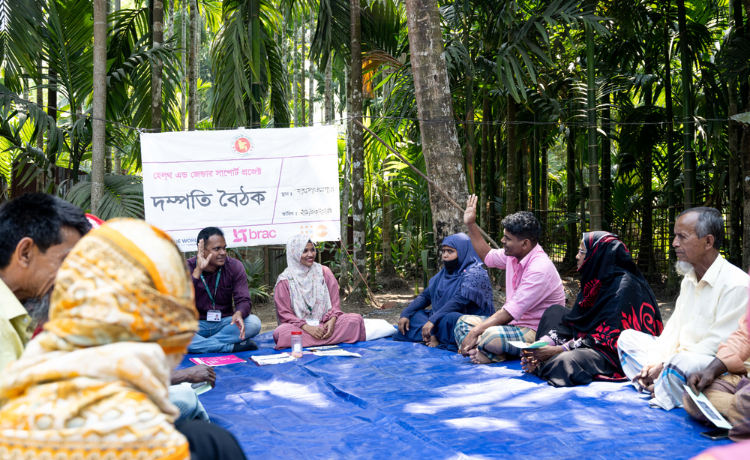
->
454, 315, 536, 362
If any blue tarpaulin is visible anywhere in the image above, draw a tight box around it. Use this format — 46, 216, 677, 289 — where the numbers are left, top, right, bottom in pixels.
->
178, 333, 731, 459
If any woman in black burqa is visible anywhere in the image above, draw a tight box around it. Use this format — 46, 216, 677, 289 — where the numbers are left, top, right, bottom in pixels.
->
522, 231, 664, 387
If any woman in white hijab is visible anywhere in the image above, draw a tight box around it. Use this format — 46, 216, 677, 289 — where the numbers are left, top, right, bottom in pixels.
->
272, 234, 365, 349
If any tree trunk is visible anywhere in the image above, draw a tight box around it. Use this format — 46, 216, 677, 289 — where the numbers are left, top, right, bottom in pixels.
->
639, 66, 655, 277
301, 19, 307, 125
381, 181, 395, 276
541, 146, 548, 245
495, 103, 503, 238
487, 101, 495, 235
566, 128, 577, 263
602, 93, 611, 228
188, 0, 198, 130
180, 0, 187, 130
36, 57, 45, 189
48, 69, 58, 181
91, 0, 107, 215
586, 1, 601, 230
308, 7, 315, 126
250, 0, 261, 128
480, 93, 490, 228
151, 0, 164, 133
350, 0, 366, 296
506, 99, 517, 214
520, 139, 528, 211
677, 0, 695, 209
532, 125, 539, 218
404, 0, 469, 245
293, 19, 299, 126
741, 124, 750, 271
664, 0, 679, 289
340, 64, 351, 294
325, 57, 333, 123
167, 0, 174, 39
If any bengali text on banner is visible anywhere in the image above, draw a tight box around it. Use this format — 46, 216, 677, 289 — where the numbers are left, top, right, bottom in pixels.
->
141, 125, 341, 252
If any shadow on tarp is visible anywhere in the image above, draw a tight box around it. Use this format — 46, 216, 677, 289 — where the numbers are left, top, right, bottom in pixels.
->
178, 333, 730, 460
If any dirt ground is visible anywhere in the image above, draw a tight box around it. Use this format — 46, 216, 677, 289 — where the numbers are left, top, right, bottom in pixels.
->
253, 273, 679, 333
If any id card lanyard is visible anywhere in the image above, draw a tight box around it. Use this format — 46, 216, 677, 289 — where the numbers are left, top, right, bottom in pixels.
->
201, 268, 222, 321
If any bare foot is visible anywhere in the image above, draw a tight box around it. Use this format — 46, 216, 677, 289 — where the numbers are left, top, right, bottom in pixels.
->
468, 348, 492, 364
426, 336, 439, 348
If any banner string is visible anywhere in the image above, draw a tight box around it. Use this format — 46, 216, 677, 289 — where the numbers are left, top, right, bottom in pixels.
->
3, 92, 739, 134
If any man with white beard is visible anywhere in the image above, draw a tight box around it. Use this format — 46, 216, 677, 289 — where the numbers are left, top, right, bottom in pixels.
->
617, 207, 749, 411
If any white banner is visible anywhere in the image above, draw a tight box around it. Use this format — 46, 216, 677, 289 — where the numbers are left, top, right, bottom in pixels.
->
141, 126, 341, 252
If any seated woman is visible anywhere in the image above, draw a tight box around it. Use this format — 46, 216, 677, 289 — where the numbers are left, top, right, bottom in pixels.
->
273, 234, 365, 349
0, 219, 246, 460
394, 233, 494, 350
522, 231, 663, 387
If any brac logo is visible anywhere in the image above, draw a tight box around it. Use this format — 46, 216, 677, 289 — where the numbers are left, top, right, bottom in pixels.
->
232, 228, 276, 243
231, 135, 254, 157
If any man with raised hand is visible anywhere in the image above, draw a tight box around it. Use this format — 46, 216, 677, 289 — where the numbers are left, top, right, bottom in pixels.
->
618, 207, 749, 411
187, 227, 261, 353
456, 194, 565, 364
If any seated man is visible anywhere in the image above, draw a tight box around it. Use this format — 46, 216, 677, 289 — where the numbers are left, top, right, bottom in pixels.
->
187, 227, 261, 353
684, 306, 750, 441
618, 207, 749, 411
456, 195, 565, 364
394, 233, 494, 350
0, 195, 215, 423
0, 193, 90, 370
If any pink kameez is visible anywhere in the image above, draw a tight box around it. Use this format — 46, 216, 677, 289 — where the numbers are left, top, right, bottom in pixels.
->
272, 266, 365, 349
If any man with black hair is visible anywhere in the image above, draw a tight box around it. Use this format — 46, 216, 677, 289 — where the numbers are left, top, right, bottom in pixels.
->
187, 227, 261, 353
0, 193, 91, 370
455, 195, 565, 364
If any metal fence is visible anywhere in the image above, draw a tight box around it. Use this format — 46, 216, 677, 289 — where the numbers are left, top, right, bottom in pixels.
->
543, 206, 732, 274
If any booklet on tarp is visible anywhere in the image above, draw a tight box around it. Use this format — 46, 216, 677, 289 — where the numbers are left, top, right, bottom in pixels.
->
684, 385, 732, 430
312, 349, 361, 358
251, 354, 297, 366
507, 340, 551, 350
189, 355, 246, 367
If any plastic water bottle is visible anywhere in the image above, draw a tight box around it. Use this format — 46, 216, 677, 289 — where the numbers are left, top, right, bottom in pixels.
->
291, 331, 303, 358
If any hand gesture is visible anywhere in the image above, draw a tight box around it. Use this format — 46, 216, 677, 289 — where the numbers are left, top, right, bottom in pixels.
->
421, 321, 434, 343
398, 317, 410, 335
322, 317, 336, 340
230, 311, 246, 340
193, 239, 213, 278
463, 194, 478, 227
459, 331, 479, 356
302, 324, 326, 340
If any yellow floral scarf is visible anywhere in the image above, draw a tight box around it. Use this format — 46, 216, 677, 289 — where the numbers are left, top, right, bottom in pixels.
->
0, 219, 198, 460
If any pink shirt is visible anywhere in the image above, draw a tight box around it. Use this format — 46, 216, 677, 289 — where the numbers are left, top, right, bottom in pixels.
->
484, 244, 565, 330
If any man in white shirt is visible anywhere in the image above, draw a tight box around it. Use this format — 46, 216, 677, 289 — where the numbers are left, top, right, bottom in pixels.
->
617, 207, 749, 410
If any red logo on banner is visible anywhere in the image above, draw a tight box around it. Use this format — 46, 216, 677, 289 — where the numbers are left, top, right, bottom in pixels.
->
231, 135, 254, 156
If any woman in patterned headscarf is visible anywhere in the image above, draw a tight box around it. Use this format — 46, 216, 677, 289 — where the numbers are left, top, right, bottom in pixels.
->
0, 219, 199, 460
522, 231, 663, 387
272, 234, 365, 349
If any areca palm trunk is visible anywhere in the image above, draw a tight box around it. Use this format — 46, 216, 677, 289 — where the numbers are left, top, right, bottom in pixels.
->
728, 1, 742, 267
481, 93, 490, 228
350, 0, 366, 296
187, 0, 198, 130
586, 1, 601, 230
301, 20, 306, 125
180, 0, 187, 130
381, 180, 395, 276
293, 18, 299, 126
91, 0, 107, 214
566, 127, 577, 263
602, 93, 611, 228
639, 66, 655, 277
251, 0, 261, 128
340, 64, 351, 293
325, 58, 333, 123
151, 0, 164, 133
541, 145, 548, 244
167, 0, 174, 39
677, 0, 695, 209
664, 0, 679, 289
308, 7, 315, 126
506, 99, 517, 214
404, 0, 470, 245
464, 29, 475, 194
